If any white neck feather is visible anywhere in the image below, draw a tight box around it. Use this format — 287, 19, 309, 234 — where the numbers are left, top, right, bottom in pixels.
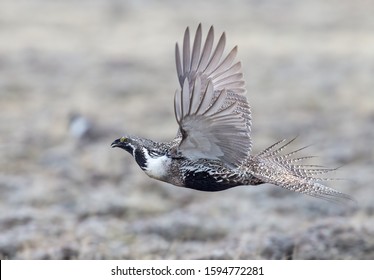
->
143, 149, 171, 180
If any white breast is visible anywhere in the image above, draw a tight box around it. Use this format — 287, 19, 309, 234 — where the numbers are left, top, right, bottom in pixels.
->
143, 151, 171, 180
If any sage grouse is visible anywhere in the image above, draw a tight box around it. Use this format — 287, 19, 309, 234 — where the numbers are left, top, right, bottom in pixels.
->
111, 24, 353, 204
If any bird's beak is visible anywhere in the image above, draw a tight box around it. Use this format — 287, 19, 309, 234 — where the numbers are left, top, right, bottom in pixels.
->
111, 139, 121, 148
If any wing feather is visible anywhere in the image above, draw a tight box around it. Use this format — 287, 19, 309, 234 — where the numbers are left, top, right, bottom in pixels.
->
174, 25, 252, 166
181, 77, 190, 117
196, 81, 214, 115
197, 26, 214, 73
210, 46, 238, 76
204, 33, 226, 75
190, 24, 202, 72
203, 89, 228, 116
175, 44, 183, 85
189, 76, 201, 114
174, 89, 182, 123
183, 27, 191, 74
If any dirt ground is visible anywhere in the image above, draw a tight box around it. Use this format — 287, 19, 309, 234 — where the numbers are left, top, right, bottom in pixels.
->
0, 0, 373, 259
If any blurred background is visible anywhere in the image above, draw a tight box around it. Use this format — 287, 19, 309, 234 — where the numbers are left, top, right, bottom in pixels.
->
0, 0, 373, 259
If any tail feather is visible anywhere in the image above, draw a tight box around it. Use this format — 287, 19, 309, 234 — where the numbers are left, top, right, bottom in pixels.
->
290, 166, 339, 177
275, 155, 317, 165
256, 138, 289, 157
250, 139, 356, 206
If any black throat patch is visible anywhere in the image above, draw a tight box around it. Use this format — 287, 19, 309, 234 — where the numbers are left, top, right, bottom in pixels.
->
134, 149, 147, 170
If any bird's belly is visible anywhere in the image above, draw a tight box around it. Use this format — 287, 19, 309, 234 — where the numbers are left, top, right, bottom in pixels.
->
183, 170, 239, 192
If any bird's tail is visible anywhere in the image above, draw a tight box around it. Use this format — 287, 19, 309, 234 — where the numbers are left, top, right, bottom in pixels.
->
248, 138, 356, 206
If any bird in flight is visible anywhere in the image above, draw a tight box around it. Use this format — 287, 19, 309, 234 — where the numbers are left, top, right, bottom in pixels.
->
111, 24, 353, 204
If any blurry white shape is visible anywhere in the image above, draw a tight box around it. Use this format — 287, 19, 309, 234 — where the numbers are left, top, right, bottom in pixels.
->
69, 115, 91, 139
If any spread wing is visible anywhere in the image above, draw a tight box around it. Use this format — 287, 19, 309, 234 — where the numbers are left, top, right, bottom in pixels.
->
174, 24, 252, 167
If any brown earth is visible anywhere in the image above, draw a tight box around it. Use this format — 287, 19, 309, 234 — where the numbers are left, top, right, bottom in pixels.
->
0, 0, 373, 259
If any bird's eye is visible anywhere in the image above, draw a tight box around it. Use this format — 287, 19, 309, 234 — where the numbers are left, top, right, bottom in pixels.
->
120, 136, 127, 143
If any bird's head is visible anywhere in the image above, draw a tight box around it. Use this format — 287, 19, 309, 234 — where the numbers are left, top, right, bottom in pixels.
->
111, 136, 137, 155
111, 136, 170, 176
